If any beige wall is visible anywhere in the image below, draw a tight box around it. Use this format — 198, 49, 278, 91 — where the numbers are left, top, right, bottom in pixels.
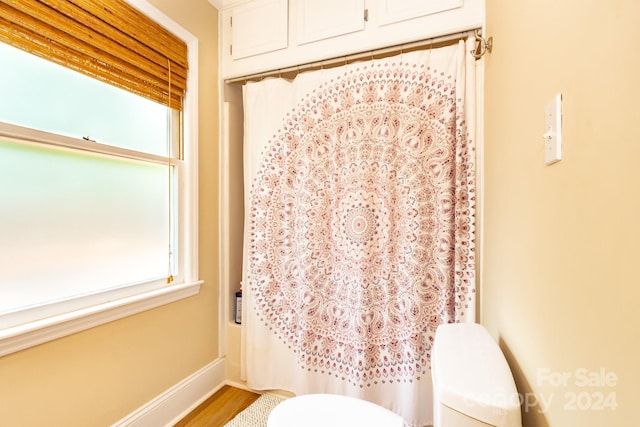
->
483, 0, 639, 425
0, 1, 220, 425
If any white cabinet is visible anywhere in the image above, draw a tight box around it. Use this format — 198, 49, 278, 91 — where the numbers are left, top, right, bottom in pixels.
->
295, 0, 365, 45
223, 0, 288, 60
220, 0, 483, 79
376, 0, 463, 26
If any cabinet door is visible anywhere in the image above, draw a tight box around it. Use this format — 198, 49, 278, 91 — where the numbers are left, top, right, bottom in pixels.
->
295, 0, 365, 45
377, 0, 463, 26
230, 0, 288, 60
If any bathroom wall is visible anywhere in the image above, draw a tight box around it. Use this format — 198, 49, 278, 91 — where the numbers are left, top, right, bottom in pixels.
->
222, 82, 246, 385
0, 1, 220, 425
483, 0, 639, 425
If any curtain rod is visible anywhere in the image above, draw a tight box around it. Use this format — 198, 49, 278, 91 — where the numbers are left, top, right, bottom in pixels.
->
225, 28, 489, 84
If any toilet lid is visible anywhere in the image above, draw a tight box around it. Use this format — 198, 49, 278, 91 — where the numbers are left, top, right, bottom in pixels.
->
432, 323, 522, 427
267, 394, 404, 427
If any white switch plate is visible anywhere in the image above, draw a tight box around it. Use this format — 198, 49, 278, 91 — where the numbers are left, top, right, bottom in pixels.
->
544, 93, 562, 165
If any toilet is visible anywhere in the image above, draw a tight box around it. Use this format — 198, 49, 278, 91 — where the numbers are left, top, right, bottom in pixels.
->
267, 323, 521, 427
432, 323, 522, 427
267, 393, 404, 427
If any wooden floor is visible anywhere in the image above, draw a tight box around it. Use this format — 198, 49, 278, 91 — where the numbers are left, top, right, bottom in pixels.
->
174, 385, 261, 427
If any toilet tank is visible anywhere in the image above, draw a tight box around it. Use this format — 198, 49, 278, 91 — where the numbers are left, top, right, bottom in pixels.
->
432, 323, 522, 427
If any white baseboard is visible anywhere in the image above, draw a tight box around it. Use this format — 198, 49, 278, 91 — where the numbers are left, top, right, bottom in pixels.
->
223, 379, 252, 391
224, 379, 294, 400
112, 357, 226, 427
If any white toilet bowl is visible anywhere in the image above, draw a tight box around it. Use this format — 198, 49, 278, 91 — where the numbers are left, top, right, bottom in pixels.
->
432, 323, 522, 427
267, 393, 404, 427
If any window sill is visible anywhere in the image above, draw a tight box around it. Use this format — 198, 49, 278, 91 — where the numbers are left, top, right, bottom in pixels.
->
0, 280, 202, 357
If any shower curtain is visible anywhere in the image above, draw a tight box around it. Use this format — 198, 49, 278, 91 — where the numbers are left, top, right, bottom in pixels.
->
241, 39, 477, 427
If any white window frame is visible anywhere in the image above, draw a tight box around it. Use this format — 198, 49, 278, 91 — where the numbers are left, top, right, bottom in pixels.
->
0, 0, 201, 357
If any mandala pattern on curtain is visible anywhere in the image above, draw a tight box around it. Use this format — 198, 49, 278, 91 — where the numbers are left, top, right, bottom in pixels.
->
247, 58, 475, 387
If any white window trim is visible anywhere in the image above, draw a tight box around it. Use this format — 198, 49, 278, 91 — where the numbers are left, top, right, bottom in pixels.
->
0, 282, 202, 357
0, 0, 202, 357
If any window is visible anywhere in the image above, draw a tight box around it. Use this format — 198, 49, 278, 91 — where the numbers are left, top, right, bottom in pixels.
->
0, 0, 200, 356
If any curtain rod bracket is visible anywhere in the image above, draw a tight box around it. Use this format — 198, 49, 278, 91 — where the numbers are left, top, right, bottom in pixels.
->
471, 29, 493, 60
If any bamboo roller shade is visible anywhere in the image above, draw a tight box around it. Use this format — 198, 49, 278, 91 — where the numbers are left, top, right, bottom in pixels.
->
0, 0, 188, 111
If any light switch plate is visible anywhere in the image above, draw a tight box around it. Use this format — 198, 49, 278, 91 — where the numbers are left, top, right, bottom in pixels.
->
544, 93, 562, 165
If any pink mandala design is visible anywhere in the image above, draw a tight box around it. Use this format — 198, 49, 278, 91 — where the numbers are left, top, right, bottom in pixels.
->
248, 62, 475, 387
